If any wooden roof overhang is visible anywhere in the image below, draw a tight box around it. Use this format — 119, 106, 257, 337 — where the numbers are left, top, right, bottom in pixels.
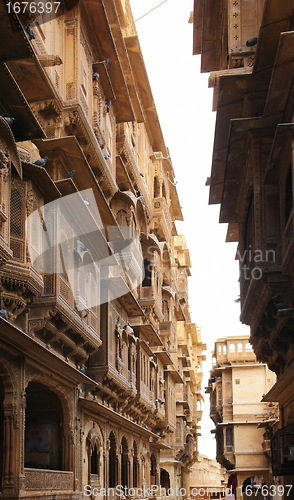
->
124, 34, 168, 157
81, 0, 135, 123
219, 30, 294, 224
0, 63, 45, 142
0, 0, 34, 63
34, 136, 117, 228
132, 323, 163, 347
193, 0, 227, 72
209, 69, 270, 206
209, 0, 294, 209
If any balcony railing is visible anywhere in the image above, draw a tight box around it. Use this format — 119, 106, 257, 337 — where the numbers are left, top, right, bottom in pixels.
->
24, 469, 73, 491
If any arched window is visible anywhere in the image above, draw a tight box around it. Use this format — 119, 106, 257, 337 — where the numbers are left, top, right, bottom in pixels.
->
142, 258, 152, 287
116, 209, 128, 227
154, 177, 160, 198
162, 300, 169, 321
160, 469, 170, 491
87, 426, 101, 483
150, 454, 158, 486
218, 345, 222, 354
223, 345, 227, 354
237, 343, 243, 352
91, 443, 100, 475
226, 427, 233, 447
133, 441, 139, 488
246, 343, 252, 351
229, 343, 236, 353
109, 432, 117, 488
121, 437, 129, 489
24, 382, 64, 470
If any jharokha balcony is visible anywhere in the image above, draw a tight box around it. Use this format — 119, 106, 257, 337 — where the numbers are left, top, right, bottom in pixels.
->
28, 273, 101, 367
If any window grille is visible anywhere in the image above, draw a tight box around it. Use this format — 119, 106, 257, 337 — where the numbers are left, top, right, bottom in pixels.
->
10, 187, 24, 261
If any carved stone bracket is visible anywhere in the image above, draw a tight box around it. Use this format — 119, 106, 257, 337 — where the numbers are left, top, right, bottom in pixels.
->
39, 55, 63, 67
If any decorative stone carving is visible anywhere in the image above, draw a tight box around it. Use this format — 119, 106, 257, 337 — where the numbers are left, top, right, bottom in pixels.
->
24, 470, 74, 491
39, 55, 63, 67
0, 151, 9, 172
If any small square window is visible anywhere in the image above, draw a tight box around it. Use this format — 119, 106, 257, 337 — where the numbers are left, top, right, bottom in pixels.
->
235, 379, 240, 384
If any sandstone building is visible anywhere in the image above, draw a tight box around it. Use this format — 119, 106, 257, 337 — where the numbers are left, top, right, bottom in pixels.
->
206, 335, 277, 497
189, 453, 224, 499
0, 0, 205, 498
194, 0, 294, 493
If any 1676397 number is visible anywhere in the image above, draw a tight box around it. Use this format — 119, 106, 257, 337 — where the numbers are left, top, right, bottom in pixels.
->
6, 2, 60, 14
239, 485, 293, 497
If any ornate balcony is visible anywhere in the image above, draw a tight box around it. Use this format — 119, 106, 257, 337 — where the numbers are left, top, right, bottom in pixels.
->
28, 274, 101, 366
138, 286, 163, 323
152, 197, 173, 242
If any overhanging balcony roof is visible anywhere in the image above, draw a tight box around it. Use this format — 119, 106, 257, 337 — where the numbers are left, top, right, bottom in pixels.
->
101, 275, 143, 317
165, 366, 184, 383
22, 161, 61, 202
0, 63, 45, 142
92, 61, 115, 100
101, 1, 144, 123
80, 0, 135, 123
208, 2, 294, 208
124, 35, 168, 157
7, 55, 56, 104
0, 0, 34, 62
220, 115, 276, 223
131, 323, 162, 347
219, 31, 294, 223
192, 0, 225, 72
254, 0, 294, 76
208, 70, 269, 206
33, 136, 117, 227
0, 317, 96, 385
262, 361, 294, 404
152, 347, 173, 365
0, 116, 22, 178
80, 397, 167, 444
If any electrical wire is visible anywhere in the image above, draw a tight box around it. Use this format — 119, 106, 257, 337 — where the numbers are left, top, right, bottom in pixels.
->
127, 0, 168, 27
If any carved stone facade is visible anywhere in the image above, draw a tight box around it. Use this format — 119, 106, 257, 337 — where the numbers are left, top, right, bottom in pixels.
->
195, 0, 294, 495
0, 0, 205, 498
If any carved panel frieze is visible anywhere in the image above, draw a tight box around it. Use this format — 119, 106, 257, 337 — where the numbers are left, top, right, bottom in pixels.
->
24, 469, 74, 491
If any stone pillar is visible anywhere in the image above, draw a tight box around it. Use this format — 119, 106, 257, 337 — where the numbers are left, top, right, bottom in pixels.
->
156, 463, 160, 487
117, 454, 121, 487
129, 452, 133, 489
3, 414, 14, 490
106, 441, 110, 490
